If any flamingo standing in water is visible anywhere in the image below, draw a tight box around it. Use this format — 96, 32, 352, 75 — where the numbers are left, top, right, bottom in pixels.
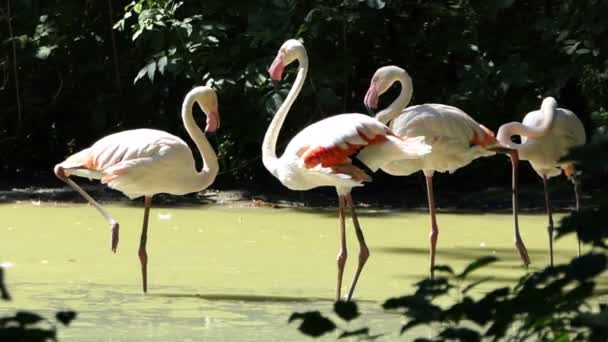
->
364, 66, 531, 278
496, 97, 586, 266
54, 86, 220, 292
264, 40, 431, 300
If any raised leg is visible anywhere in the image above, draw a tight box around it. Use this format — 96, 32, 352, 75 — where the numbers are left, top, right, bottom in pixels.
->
425, 175, 439, 279
542, 175, 554, 267
345, 194, 370, 301
139, 196, 152, 293
54, 165, 120, 252
336, 196, 348, 301
509, 152, 530, 267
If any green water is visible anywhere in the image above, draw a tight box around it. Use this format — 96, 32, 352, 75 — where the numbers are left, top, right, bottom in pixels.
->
0, 201, 584, 341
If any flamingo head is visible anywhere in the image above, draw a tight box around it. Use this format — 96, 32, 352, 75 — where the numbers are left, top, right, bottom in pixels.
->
194, 86, 220, 134
268, 39, 305, 81
364, 65, 405, 113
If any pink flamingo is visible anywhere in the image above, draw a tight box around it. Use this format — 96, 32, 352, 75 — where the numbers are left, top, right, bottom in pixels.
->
263, 40, 431, 300
364, 66, 531, 278
54, 86, 220, 292
497, 97, 586, 266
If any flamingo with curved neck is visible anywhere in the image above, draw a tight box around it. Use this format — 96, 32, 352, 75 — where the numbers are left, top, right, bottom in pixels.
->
262, 40, 430, 300
54, 86, 220, 292
363, 65, 532, 277
497, 97, 586, 266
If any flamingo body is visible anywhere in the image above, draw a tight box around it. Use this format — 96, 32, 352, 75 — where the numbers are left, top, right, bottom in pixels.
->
362, 65, 527, 278
382, 104, 496, 177
61, 129, 205, 199
275, 113, 429, 192
263, 40, 429, 300
54, 86, 220, 292
497, 97, 586, 266
518, 108, 585, 177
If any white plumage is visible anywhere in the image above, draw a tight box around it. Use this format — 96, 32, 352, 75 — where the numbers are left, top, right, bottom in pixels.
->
54, 86, 220, 292
363, 65, 531, 278
497, 97, 586, 266
382, 104, 496, 177
264, 40, 430, 301
516, 106, 585, 177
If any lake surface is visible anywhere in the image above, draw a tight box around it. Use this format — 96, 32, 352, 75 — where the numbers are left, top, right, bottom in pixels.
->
0, 201, 584, 340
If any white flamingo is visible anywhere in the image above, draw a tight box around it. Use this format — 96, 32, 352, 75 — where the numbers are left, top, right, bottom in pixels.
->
54, 86, 220, 292
263, 40, 431, 300
364, 65, 531, 278
497, 97, 586, 266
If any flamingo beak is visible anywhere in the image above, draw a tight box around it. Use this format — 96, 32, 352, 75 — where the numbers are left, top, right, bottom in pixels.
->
268, 51, 286, 82
363, 82, 379, 115
205, 110, 220, 134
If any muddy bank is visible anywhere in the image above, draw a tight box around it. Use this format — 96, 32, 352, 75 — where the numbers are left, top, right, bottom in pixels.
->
0, 182, 585, 213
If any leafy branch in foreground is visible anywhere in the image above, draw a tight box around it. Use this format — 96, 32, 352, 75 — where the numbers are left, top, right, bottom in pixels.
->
291, 254, 607, 341
291, 136, 608, 341
0, 267, 77, 342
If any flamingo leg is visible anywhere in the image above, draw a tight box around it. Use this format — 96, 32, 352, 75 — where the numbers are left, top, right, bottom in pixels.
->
336, 196, 347, 301
54, 165, 120, 252
345, 194, 369, 301
509, 151, 530, 267
542, 175, 554, 267
139, 196, 152, 293
425, 175, 439, 279
570, 173, 582, 256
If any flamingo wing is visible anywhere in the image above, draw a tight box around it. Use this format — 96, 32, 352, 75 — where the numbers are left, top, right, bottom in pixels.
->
288, 114, 391, 181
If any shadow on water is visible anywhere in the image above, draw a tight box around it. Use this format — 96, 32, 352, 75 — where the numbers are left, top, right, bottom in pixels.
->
151, 293, 376, 304
374, 246, 573, 262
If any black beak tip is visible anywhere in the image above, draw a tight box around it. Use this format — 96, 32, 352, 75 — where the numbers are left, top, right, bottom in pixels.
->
205, 131, 217, 138
365, 105, 376, 116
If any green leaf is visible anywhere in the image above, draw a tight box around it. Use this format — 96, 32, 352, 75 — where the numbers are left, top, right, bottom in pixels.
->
433, 265, 454, 275
338, 328, 371, 339
147, 61, 156, 82
132, 27, 144, 41
134, 65, 148, 84
157, 56, 168, 75
457, 256, 498, 279
15, 311, 45, 325
439, 327, 481, 342
334, 300, 359, 321
566, 254, 607, 281
288, 311, 336, 338
462, 276, 494, 294
35, 46, 53, 60
364, 0, 386, 9
55, 311, 77, 326
134, 2, 143, 13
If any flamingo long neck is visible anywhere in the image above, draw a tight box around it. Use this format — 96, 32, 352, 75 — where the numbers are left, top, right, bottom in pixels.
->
262, 53, 309, 176
375, 70, 413, 125
497, 97, 557, 151
182, 93, 219, 191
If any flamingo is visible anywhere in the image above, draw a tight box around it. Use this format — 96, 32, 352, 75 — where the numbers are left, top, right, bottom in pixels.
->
53, 86, 220, 292
363, 65, 531, 279
496, 97, 586, 266
264, 40, 431, 300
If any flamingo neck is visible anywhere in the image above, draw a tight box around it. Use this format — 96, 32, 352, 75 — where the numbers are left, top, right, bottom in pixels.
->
496, 97, 557, 152
262, 53, 309, 176
375, 69, 413, 125
182, 92, 219, 191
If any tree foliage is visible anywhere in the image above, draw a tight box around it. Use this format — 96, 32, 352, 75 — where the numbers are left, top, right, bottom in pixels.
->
1, 0, 607, 188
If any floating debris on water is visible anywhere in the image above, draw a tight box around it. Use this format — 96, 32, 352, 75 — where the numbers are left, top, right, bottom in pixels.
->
158, 212, 172, 220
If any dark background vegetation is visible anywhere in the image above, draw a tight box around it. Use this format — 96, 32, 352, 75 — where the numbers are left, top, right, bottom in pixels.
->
1, 0, 607, 200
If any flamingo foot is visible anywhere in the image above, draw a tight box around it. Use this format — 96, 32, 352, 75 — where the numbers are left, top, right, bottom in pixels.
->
111, 222, 119, 253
